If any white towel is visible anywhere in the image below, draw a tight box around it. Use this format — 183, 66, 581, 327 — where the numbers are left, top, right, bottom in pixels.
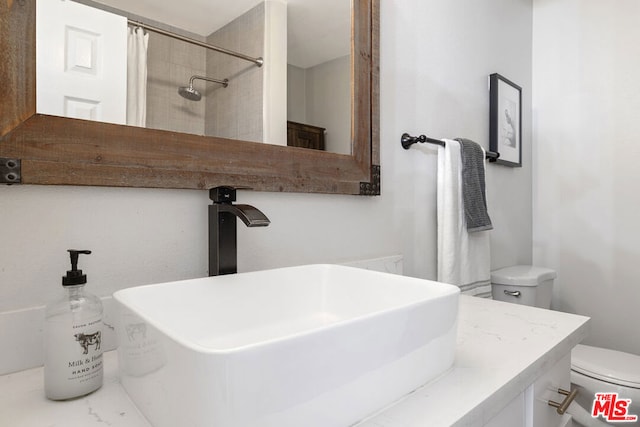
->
437, 139, 491, 297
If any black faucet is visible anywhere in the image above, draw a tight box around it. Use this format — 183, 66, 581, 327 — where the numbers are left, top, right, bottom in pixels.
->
209, 186, 270, 276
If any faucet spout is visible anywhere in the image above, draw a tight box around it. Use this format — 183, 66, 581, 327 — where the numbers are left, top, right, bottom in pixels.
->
208, 187, 270, 276
217, 204, 270, 227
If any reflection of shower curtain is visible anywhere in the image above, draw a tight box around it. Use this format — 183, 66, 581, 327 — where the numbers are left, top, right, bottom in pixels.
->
127, 27, 149, 127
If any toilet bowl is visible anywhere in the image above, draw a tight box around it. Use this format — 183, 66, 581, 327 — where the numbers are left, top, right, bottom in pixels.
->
491, 266, 640, 426
571, 344, 640, 426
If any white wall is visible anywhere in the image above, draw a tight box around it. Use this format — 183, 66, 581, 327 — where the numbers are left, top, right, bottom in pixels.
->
287, 64, 307, 123
262, 0, 288, 146
0, 0, 533, 373
304, 55, 351, 154
532, 0, 640, 355
386, 0, 533, 278
286, 56, 351, 154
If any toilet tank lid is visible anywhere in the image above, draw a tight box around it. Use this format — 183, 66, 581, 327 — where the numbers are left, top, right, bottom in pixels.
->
572, 344, 640, 389
490, 265, 557, 286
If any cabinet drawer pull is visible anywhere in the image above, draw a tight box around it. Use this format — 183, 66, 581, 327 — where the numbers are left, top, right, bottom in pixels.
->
548, 388, 578, 415
504, 290, 521, 297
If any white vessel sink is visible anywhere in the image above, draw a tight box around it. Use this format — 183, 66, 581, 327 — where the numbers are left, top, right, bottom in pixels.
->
113, 264, 459, 427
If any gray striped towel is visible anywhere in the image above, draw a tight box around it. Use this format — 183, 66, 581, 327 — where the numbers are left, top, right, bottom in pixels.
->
455, 138, 493, 232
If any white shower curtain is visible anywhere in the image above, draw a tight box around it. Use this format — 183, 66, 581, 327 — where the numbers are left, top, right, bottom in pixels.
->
127, 27, 149, 127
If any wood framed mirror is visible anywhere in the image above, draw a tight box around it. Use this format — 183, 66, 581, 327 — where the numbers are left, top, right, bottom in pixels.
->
0, 0, 379, 195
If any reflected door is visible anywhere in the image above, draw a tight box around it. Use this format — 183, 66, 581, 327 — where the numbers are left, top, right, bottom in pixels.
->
36, 0, 127, 124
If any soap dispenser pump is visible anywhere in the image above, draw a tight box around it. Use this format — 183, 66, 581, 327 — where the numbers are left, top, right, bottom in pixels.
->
44, 250, 104, 400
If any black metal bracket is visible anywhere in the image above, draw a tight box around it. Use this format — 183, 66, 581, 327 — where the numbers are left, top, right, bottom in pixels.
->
1, 158, 21, 184
401, 133, 444, 149
360, 165, 381, 196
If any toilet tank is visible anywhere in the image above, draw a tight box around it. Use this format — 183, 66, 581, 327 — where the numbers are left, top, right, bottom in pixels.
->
490, 265, 557, 309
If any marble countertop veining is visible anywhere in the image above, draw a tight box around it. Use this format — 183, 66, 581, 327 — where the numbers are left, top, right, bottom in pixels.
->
0, 296, 589, 427
0, 351, 151, 427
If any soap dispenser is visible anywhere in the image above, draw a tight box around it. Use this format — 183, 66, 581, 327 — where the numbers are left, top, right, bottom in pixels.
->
44, 250, 104, 400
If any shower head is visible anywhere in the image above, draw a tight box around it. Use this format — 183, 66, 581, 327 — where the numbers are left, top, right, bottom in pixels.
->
178, 75, 229, 102
178, 85, 202, 101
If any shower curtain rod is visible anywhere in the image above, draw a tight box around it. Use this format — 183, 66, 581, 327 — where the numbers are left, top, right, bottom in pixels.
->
400, 133, 500, 161
128, 20, 264, 67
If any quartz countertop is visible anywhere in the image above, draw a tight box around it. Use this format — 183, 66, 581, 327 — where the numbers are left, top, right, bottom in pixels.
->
0, 350, 150, 427
0, 296, 589, 427
357, 296, 589, 426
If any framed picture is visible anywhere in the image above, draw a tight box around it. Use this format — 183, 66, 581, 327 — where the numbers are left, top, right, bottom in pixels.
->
489, 73, 522, 167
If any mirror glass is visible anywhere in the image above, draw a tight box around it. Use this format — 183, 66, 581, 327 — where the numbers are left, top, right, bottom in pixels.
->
35, 0, 351, 155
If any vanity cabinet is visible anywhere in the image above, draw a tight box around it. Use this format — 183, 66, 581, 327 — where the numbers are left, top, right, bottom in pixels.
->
486, 354, 574, 427
287, 121, 326, 150
485, 393, 526, 427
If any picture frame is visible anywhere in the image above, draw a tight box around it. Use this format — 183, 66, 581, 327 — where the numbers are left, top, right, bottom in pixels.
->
489, 73, 522, 167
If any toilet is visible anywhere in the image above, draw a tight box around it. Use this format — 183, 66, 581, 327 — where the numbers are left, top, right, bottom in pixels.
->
491, 265, 640, 426
571, 344, 640, 425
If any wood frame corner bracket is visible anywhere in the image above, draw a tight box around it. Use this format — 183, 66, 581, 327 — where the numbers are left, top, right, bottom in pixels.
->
1, 158, 22, 184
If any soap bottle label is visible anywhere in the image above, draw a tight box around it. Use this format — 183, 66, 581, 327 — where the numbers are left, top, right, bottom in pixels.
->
44, 315, 104, 400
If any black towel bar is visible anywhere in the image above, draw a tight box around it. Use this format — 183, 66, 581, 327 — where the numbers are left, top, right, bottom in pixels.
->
401, 133, 500, 162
